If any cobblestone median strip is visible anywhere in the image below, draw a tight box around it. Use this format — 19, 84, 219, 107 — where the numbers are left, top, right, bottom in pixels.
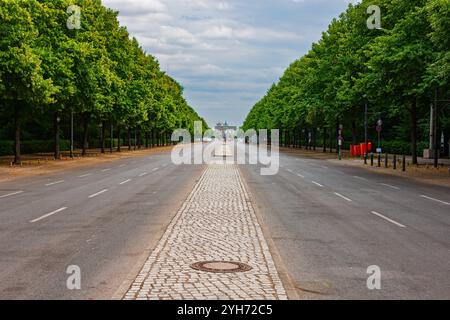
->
124, 164, 288, 300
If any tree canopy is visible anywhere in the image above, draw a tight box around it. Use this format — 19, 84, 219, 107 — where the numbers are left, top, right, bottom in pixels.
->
243, 0, 449, 163
0, 0, 206, 163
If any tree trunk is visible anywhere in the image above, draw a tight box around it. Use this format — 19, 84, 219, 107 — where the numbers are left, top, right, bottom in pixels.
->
14, 105, 21, 165
410, 100, 418, 165
82, 114, 90, 157
116, 126, 121, 152
151, 130, 154, 148
100, 121, 105, 154
138, 128, 142, 149
54, 111, 61, 160
313, 128, 317, 151
323, 127, 327, 153
110, 123, 113, 153
145, 131, 149, 148
351, 119, 357, 145
329, 126, 333, 153
127, 128, 132, 150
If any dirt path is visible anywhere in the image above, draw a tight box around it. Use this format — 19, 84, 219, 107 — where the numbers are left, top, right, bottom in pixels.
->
280, 147, 450, 188
0, 146, 174, 184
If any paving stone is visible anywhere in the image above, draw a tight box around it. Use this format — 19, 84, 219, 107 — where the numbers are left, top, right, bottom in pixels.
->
124, 164, 287, 300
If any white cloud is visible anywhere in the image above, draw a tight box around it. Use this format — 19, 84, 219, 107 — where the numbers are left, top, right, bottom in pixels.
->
103, 0, 355, 126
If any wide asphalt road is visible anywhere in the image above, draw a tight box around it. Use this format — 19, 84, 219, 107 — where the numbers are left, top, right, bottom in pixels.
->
0, 149, 204, 299
240, 148, 450, 300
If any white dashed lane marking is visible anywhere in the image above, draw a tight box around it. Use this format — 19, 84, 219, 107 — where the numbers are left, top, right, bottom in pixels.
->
45, 180, 64, 186
380, 183, 400, 190
371, 211, 406, 228
420, 195, 450, 206
30, 207, 68, 223
0, 190, 25, 199
119, 179, 132, 185
78, 173, 92, 178
89, 189, 109, 198
311, 181, 324, 187
334, 192, 353, 202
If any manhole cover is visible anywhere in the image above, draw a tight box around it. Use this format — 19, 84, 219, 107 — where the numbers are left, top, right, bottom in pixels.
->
190, 261, 252, 273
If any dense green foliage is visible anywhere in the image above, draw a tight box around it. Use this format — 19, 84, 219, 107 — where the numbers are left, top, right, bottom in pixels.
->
243, 0, 449, 162
0, 0, 206, 162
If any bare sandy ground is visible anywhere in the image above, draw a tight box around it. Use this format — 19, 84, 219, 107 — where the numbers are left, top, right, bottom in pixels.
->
0, 146, 174, 183
280, 147, 450, 188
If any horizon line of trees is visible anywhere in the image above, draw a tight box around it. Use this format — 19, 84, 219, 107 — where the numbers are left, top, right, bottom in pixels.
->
0, 0, 207, 163
243, 0, 449, 163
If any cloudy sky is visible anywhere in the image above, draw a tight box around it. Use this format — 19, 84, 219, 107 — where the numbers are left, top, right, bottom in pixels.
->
103, 0, 356, 127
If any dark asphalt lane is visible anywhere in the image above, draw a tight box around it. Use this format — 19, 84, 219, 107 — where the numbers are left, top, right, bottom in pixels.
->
0, 150, 204, 299
240, 149, 450, 299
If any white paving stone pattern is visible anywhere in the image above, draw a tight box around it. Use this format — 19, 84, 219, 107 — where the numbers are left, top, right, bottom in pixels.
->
124, 163, 287, 300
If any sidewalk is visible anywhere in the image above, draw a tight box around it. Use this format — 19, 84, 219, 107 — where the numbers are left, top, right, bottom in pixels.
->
124, 164, 288, 300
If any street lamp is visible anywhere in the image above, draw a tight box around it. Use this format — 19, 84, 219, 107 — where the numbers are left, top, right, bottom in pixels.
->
99, 122, 104, 153
338, 124, 343, 160
376, 119, 383, 153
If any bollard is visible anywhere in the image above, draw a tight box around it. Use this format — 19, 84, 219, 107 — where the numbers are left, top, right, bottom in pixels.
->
402, 155, 406, 172
371, 153, 374, 166
393, 155, 397, 170
385, 153, 388, 168
378, 153, 381, 167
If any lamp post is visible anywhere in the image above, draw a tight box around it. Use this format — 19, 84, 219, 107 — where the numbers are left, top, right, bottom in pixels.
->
338, 124, 343, 160
376, 119, 383, 154
55, 115, 61, 160
432, 88, 450, 168
99, 122, 104, 154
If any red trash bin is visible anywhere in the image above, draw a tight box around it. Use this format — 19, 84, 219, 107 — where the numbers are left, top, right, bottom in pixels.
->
360, 143, 366, 155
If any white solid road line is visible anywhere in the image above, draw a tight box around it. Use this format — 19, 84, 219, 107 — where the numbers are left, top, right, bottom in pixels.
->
101, 168, 112, 172
0, 190, 24, 199
89, 189, 109, 198
380, 183, 400, 190
296, 173, 305, 178
119, 179, 132, 185
139, 172, 149, 177
353, 176, 368, 181
30, 207, 68, 223
45, 180, 64, 186
118, 164, 126, 168
334, 192, 353, 202
420, 195, 450, 206
78, 173, 92, 178
152, 168, 160, 172
371, 211, 406, 228
312, 181, 324, 187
